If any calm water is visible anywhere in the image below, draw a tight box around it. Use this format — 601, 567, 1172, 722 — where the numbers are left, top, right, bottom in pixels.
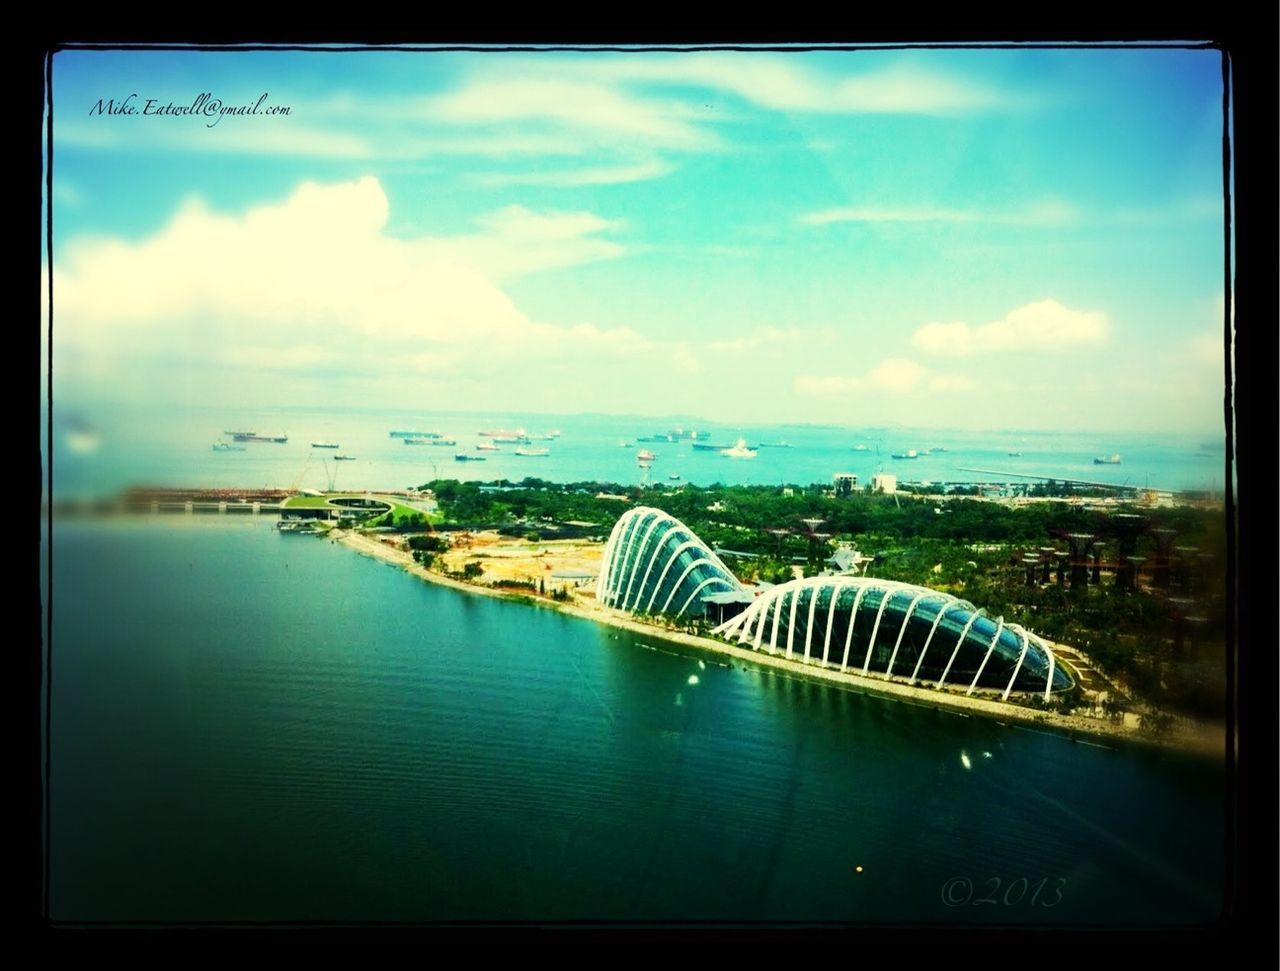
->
48, 518, 1224, 924
48, 403, 1228, 500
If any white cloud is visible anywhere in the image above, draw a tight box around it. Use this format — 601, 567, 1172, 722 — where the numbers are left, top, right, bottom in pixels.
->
928, 374, 978, 392
411, 204, 626, 282
497, 54, 1021, 116
51, 177, 642, 400
706, 327, 795, 354
867, 358, 927, 392
794, 357, 974, 397
471, 158, 676, 187
795, 375, 863, 396
801, 200, 1077, 227
911, 299, 1107, 355
56, 118, 377, 159
423, 79, 719, 151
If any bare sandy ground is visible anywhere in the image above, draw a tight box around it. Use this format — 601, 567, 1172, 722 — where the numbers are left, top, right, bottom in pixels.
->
438, 531, 602, 587
330, 528, 1223, 757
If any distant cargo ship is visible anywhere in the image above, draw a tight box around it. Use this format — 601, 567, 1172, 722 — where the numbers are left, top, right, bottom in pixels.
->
514, 446, 550, 457
212, 442, 245, 452
403, 438, 429, 446
891, 449, 918, 460
455, 453, 486, 462
663, 428, 703, 440
429, 439, 457, 446
692, 442, 730, 451
1094, 453, 1122, 465
476, 442, 500, 451
233, 433, 288, 443
334, 455, 356, 461
311, 441, 339, 449
390, 430, 439, 439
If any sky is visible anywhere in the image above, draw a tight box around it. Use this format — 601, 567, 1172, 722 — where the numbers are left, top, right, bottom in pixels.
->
45, 45, 1230, 433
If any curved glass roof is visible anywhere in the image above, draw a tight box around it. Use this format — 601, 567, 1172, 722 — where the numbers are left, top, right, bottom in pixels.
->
712, 577, 1070, 699
596, 507, 743, 617
596, 512, 1069, 699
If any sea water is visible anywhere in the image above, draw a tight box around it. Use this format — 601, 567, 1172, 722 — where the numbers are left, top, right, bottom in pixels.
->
47, 402, 1228, 501
47, 517, 1224, 923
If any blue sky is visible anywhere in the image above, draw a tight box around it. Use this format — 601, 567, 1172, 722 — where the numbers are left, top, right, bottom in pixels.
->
47, 46, 1229, 432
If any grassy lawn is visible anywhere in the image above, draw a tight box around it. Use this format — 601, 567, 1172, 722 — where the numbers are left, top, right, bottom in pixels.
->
281, 493, 441, 524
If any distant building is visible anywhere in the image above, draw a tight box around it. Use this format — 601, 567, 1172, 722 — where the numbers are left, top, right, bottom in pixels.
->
871, 473, 897, 494
824, 545, 871, 576
832, 472, 857, 496
781, 487, 795, 497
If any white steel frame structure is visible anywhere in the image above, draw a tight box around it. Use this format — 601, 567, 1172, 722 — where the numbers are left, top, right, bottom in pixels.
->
711, 576, 1065, 700
596, 507, 744, 618
596, 510, 1069, 699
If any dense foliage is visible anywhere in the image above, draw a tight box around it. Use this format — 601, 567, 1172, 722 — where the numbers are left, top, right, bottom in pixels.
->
416, 477, 1228, 719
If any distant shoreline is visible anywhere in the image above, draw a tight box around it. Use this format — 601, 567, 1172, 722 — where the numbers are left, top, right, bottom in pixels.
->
329, 528, 1224, 759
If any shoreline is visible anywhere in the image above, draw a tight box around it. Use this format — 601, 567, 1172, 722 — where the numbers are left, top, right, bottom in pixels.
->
331, 528, 1224, 759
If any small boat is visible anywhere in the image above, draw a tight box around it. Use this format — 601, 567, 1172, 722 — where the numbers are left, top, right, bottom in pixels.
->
476, 442, 500, 451
514, 446, 550, 457
1094, 453, 1122, 465
620, 441, 632, 448
276, 519, 317, 532
668, 473, 682, 480
721, 438, 757, 459
636, 449, 657, 461
334, 455, 356, 461
311, 441, 339, 449
212, 442, 245, 452
852, 444, 869, 452
1007, 450, 1023, 457
891, 449, 919, 460
455, 453, 486, 462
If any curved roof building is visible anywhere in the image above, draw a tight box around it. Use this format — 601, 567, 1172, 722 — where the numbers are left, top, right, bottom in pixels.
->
597, 508, 1070, 700
596, 506, 744, 617
711, 577, 1070, 700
